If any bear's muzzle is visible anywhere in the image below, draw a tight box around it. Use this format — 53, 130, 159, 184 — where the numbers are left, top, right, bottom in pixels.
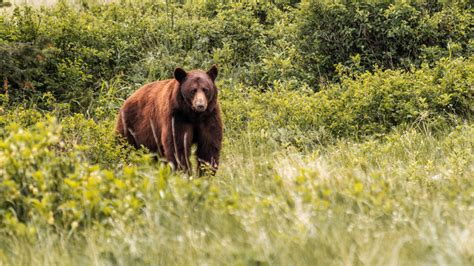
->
193, 91, 208, 112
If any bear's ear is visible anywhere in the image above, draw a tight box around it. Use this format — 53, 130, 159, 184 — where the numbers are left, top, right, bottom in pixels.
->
207, 65, 218, 82
174, 68, 187, 83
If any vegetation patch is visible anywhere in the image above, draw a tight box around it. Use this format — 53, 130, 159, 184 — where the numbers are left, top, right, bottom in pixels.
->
0, 1, 473, 265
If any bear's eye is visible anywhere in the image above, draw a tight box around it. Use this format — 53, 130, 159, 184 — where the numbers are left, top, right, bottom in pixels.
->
203, 88, 209, 93
191, 88, 197, 94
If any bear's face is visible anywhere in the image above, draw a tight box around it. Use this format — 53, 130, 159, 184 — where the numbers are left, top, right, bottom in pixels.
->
174, 66, 218, 113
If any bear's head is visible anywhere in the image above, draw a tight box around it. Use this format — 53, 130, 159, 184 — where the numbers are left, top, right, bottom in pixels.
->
174, 66, 218, 113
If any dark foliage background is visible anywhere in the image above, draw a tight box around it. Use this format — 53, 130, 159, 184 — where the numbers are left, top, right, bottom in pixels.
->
1, 1, 472, 106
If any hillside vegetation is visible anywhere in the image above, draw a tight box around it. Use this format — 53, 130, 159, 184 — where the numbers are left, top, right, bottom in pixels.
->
0, 1, 473, 265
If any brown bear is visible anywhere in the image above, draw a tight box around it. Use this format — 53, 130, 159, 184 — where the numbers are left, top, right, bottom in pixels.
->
115, 66, 223, 175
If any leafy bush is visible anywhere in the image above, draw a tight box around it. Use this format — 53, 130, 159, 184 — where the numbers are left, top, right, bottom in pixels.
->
297, 0, 473, 83
2, 0, 471, 109
1, 2, 281, 109
222, 55, 473, 143
0, 117, 131, 233
0, 2, 473, 263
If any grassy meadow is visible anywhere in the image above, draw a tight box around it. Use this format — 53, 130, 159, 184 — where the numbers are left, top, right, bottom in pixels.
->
0, 1, 473, 265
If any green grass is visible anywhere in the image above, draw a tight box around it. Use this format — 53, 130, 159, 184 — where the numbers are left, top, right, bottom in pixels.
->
1, 122, 472, 265
1, 1, 473, 264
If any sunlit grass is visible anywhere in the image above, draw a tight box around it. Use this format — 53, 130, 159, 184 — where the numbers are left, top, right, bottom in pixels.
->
1, 123, 472, 265
1, 0, 473, 264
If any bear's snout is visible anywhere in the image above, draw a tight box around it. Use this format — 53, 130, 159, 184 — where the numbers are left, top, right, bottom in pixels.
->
193, 91, 208, 112
195, 103, 206, 112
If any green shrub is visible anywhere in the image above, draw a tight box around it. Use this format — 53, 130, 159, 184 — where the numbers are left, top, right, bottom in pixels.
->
297, 0, 473, 84
0, 114, 169, 235
221, 56, 473, 143
2, 1, 471, 108
1, 2, 283, 109
326, 56, 473, 136
0, 1, 473, 264
0, 106, 235, 236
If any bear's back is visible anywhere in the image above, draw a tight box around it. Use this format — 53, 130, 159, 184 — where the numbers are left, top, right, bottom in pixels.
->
130, 79, 174, 102
116, 79, 178, 146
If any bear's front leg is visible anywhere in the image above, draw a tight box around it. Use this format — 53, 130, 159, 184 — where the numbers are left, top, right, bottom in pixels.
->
196, 116, 223, 176
161, 118, 193, 174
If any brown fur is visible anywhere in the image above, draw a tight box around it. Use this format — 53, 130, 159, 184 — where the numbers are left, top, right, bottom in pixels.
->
116, 66, 223, 175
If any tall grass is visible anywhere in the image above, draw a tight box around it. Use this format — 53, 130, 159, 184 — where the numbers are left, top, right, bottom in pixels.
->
1, 124, 472, 265
1, 1, 473, 265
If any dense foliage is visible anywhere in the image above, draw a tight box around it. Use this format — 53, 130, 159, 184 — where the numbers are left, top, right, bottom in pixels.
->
0, 1, 473, 265
1, 0, 473, 107
297, 0, 473, 82
223, 56, 473, 142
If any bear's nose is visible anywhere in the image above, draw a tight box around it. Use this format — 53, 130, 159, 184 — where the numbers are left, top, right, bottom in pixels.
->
193, 91, 207, 112
195, 103, 206, 112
